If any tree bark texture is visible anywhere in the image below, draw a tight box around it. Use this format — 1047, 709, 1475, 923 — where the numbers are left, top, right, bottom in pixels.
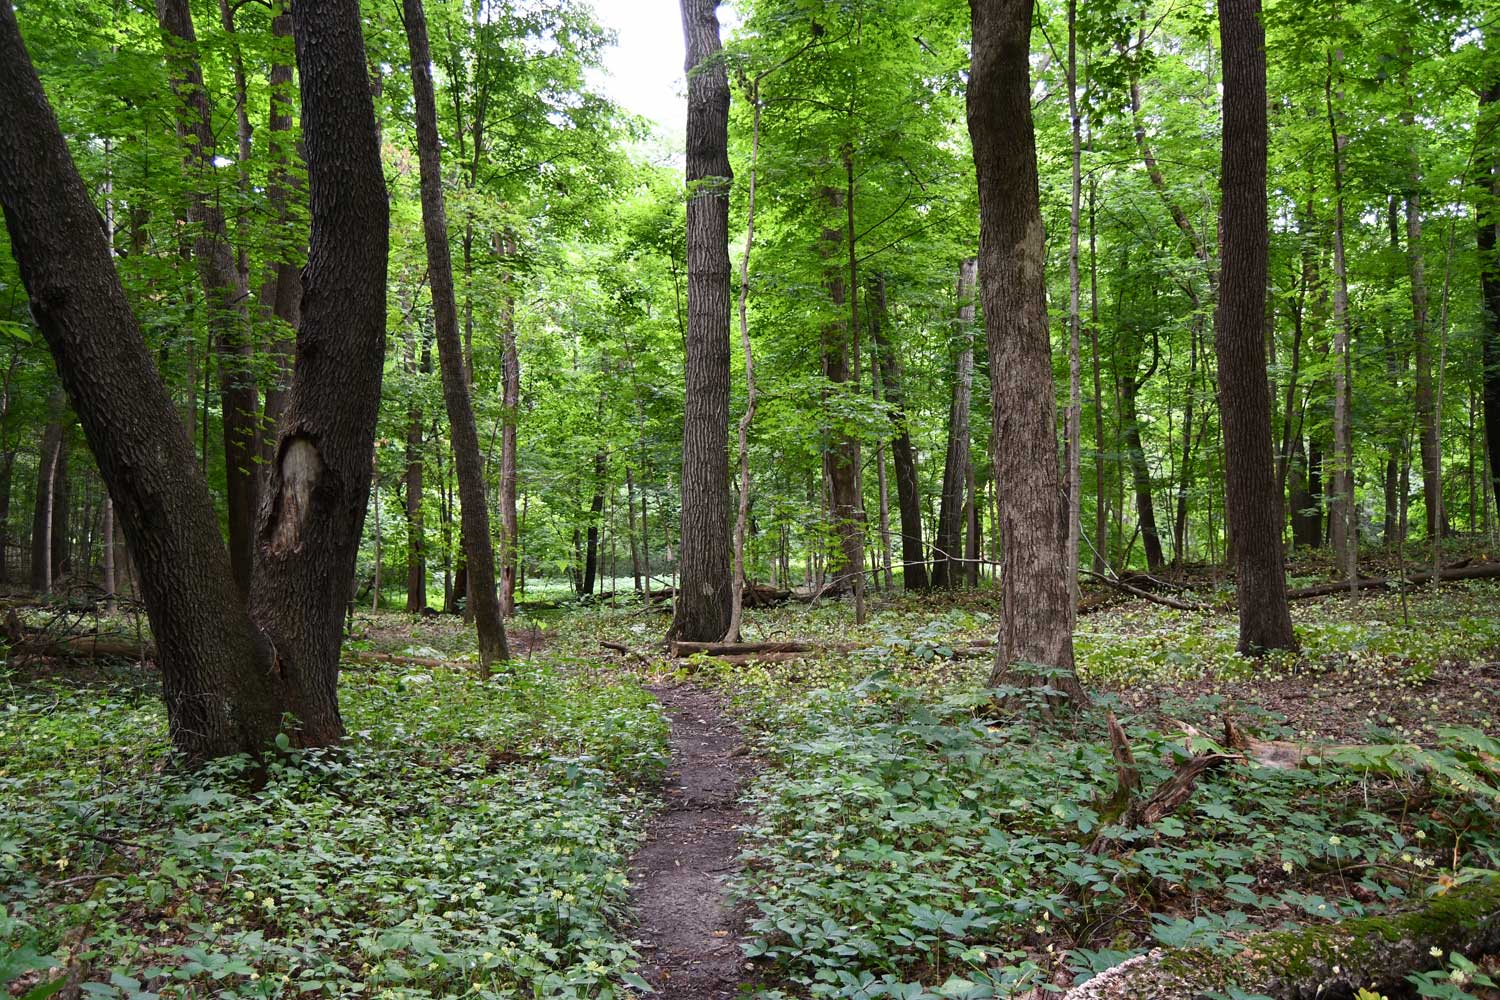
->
246, 0, 390, 744
258, 0, 302, 456
967, 0, 1085, 704
402, 0, 509, 668
1214, 0, 1297, 653
668, 0, 733, 642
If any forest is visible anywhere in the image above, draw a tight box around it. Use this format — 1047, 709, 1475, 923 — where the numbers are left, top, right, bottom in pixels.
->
3, 0, 1500, 996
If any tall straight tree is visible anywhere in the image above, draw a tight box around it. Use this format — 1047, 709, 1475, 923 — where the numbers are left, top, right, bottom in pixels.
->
932, 258, 976, 590
0, 0, 388, 758
401, 0, 509, 670
966, 0, 1086, 705
669, 0, 733, 642
156, 0, 260, 597
1214, 0, 1296, 654
870, 274, 928, 591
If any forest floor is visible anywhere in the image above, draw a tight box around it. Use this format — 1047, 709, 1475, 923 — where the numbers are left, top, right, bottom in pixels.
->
3, 552, 1500, 999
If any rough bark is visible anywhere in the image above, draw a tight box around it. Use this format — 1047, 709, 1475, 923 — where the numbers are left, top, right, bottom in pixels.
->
156, 0, 260, 598
1065, 0, 1083, 600
933, 258, 976, 589
246, 0, 390, 744
668, 0, 733, 642
967, 0, 1086, 705
1214, 0, 1297, 653
401, 0, 508, 668
871, 274, 929, 591
1479, 80, 1500, 516
0, 0, 280, 759
258, 0, 302, 454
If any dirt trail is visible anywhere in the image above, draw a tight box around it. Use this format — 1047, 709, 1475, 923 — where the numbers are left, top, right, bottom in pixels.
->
630, 684, 753, 999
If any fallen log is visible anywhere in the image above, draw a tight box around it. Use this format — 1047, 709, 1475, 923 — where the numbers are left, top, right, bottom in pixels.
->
670, 640, 818, 657
343, 650, 454, 671
1286, 560, 1500, 600
1082, 571, 1213, 613
1062, 877, 1500, 1000
8, 634, 155, 660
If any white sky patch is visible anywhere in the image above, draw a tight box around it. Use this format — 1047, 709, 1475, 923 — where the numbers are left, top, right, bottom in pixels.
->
588, 0, 688, 132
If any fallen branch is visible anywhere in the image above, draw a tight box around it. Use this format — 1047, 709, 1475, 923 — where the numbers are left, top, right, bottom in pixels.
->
1082, 571, 1213, 613
670, 640, 817, 657
1089, 717, 1237, 855
1285, 560, 1500, 600
1062, 877, 1500, 1000
343, 650, 454, 671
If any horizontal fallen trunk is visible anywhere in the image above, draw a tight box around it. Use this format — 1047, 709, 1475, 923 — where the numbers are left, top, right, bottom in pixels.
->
1063, 877, 1500, 1000
9, 634, 154, 660
343, 650, 454, 671
1285, 560, 1500, 600
671, 640, 818, 657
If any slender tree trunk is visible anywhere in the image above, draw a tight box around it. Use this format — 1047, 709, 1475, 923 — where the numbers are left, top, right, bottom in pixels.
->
669, 0, 733, 642
1402, 67, 1441, 541
498, 235, 521, 617
1477, 79, 1500, 527
871, 337, 894, 592
1065, 0, 1083, 601
1172, 320, 1200, 565
1215, 0, 1296, 653
29, 393, 66, 593
582, 451, 605, 596
871, 274, 929, 590
967, 0, 1085, 704
819, 189, 867, 598
933, 258, 976, 588
965, 458, 981, 588
157, 0, 260, 598
1120, 373, 1165, 571
404, 326, 429, 612
49, 427, 70, 581
401, 0, 509, 668
1326, 57, 1357, 588
1089, 177, 1107, 573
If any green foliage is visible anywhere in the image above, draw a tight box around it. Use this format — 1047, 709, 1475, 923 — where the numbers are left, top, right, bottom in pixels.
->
0, 654, 668, 999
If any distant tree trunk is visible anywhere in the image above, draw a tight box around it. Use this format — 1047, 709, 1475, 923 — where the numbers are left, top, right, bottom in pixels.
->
967, 0, 1085, 704
1120, 366, 1165, 572
668, 0, 733, 642
102, 496, 116, 610
582, 451, 606, 596
1326, 56, 1357, 589
1089, 178, 1108, 573
404, 327, 428, 612
30, 394, 65, 593
402, 0, 509, 669
1403, 66, 1442, 541
1288, 434, 1316, 547
1214, 0, 1296, 653
871, 352, 894, 592
871, 274, 929, 591
933, 257, 976, 589
965, 458, 981, 588
820, 194, 866, 598
1171, 320, 1200, 566
1065, 0, 1083, 600
157, 0, 260, 597
258, 0, 301, 453
499, 235, 521, 617
49, 427, 70, 581
1478, 79, 1500, 518
0, 448, 12, 583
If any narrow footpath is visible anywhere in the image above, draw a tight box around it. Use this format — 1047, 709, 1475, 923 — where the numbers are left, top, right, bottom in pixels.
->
629, 684, 753, 999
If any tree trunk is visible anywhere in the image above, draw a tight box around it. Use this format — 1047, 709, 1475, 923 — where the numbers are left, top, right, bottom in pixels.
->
244, 0, 390, 745
401, 0, 509, 669
1065, 0, 1083, 601
258, 0, 301, 454
49, 426, 70, 581
582, 451, 605, 596
871, 274, 928, 591
1478, 79, 1500, 522
1326, 58, 1357, 588
1404, 68, 1442, 541
29, 396, 65, 594
404, 325, 428, 613
668, 0, 733, 642
1089, 178, 1108, 574
1214, 0, 1296, 653
967, 0, 1086, 705
1120, 372, 1165, 572
820, 197, 866, 598
499, 235, 521, 617
1171, 319, 1200, 565
157, 0, 260, 598
933, 258, 976, 589
0, 0, 282, 759
964, 457, 981, 588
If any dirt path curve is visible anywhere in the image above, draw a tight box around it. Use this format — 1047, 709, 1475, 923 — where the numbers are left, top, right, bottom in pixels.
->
630, 683, 753, 999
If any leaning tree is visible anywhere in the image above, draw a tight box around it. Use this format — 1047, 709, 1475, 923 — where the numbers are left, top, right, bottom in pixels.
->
0, 0, 388, 760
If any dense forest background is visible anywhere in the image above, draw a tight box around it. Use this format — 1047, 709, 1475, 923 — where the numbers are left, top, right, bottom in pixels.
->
5, 0, 1498, 611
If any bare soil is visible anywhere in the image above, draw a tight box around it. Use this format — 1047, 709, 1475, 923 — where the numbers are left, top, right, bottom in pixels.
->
630, 684, 753, 1000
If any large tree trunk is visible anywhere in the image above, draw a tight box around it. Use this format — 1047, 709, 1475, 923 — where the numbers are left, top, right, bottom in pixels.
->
871, 274, 928, 591
157, 0, 260, 598
245, 0, 389, 745
0, 0, 279, 759
1065, 0, 1083, 598
668, 0, 733, 642
967, 0, 1086, 705
402, 0, 509, 669
1214, 0, 1296, 654
820, 210, 866, 597
932, 258, 976, 589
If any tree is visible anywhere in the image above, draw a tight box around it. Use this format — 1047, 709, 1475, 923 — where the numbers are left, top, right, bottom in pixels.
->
401, 0, 509, 669
0, 0, 388, 758
669, 0, 733, 643
931, 258, 976, 590
1214, 0, 1296, 654
966, 0, 1086, 705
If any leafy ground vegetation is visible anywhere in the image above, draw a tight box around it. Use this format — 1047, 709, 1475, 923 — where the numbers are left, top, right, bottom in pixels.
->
4, 570, 1500, 1000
